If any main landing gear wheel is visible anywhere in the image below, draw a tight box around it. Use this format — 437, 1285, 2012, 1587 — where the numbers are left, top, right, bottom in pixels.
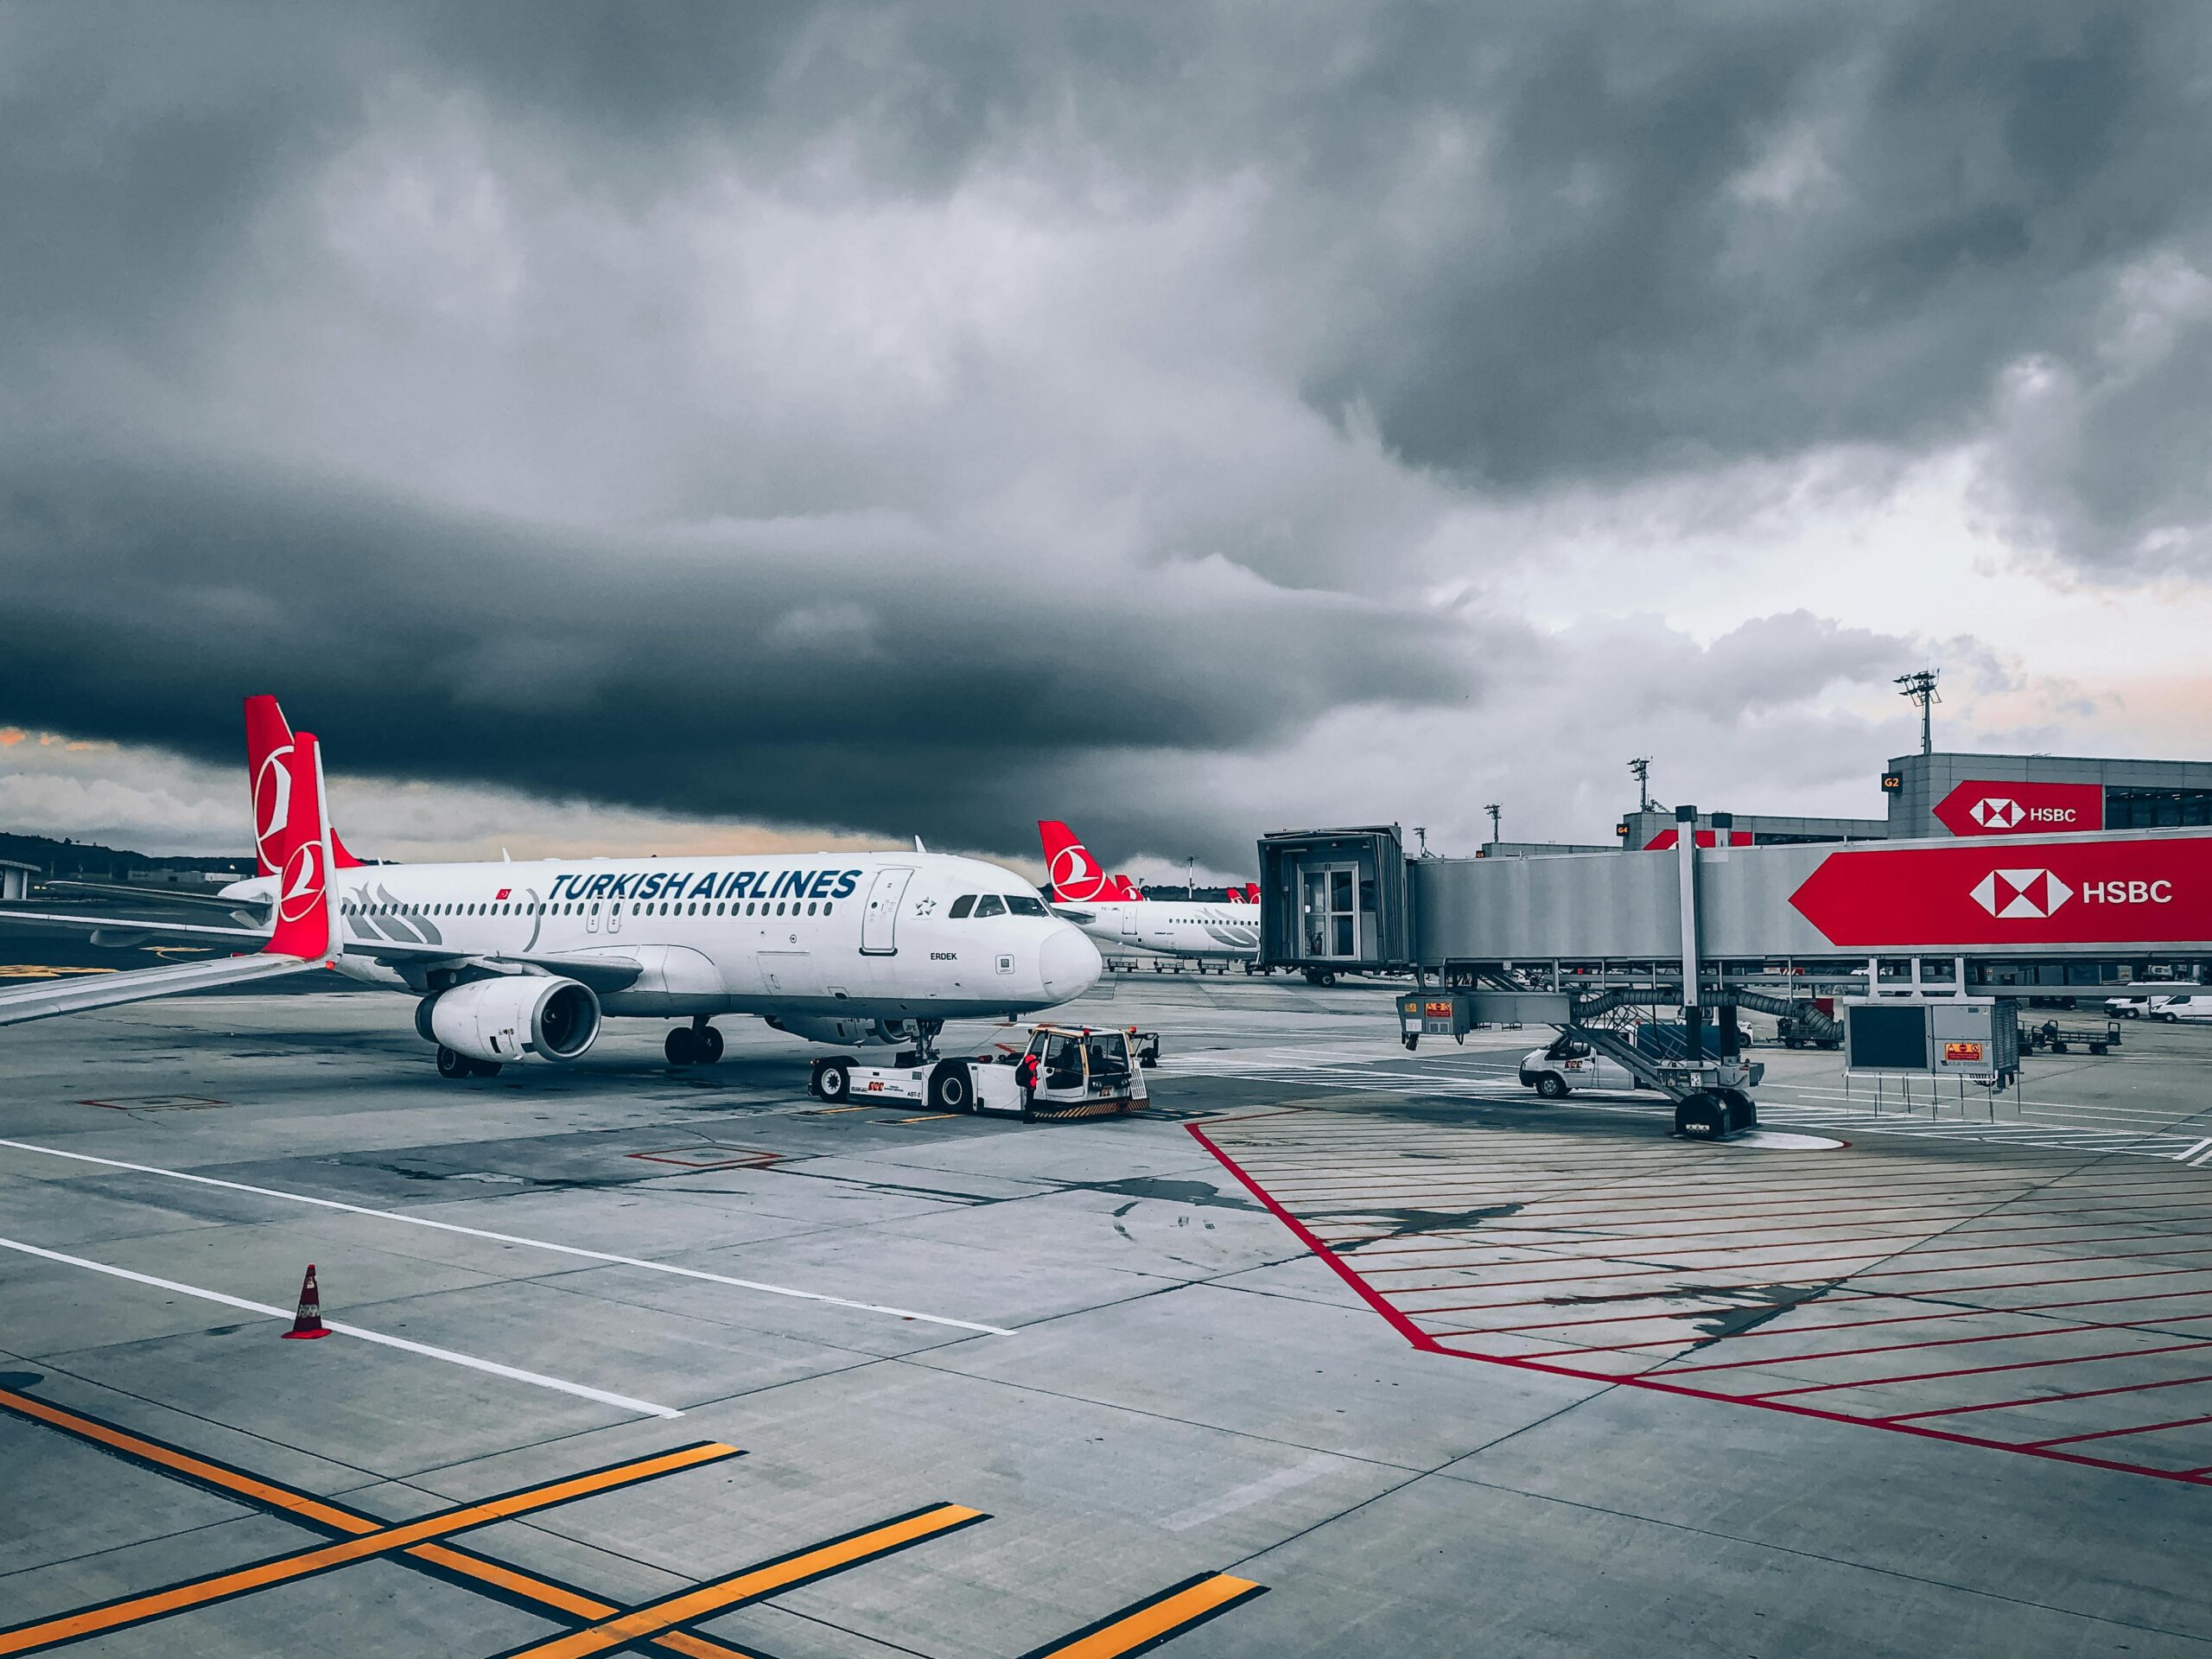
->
812, 1058, 852, 1103
469, 1058, 503, 1078
927, 1062, 972, 1113
665, 1026, 699, 1065
695, 1024, 724, 1063
435, 1046, 470, 1079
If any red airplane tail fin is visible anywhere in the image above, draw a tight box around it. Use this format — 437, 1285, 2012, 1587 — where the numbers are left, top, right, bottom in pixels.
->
246, 695, 365, 873
1244, 882, 1259, 904
265, 732, 335, 962
1110, 874, 1145, 900
1039, 819, 1112, 902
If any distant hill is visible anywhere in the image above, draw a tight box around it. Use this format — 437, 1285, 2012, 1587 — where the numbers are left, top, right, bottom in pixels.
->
0, 830, 253, 881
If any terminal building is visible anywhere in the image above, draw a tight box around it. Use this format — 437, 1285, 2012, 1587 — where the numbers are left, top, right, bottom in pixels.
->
1609, 749, 2212, 852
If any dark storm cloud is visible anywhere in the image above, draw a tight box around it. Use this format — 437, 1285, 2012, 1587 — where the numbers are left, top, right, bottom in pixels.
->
3, 1, 2208, 862
0, 448, 1481, 858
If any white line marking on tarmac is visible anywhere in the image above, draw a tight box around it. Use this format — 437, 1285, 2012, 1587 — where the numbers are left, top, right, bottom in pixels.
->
0, 1235, 683, 1419
1161, 1452, 1342, 1530
0, 1138, 1014, 1337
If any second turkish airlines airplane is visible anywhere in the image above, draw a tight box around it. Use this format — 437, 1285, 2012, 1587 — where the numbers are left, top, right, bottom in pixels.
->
1039, 820, 1260, 966
0, 699, 1103, 1076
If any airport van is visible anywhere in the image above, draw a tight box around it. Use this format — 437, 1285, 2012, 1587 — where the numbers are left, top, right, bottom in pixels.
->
1518, 1037, 1640, 1099
2107, 994, 2212, 1022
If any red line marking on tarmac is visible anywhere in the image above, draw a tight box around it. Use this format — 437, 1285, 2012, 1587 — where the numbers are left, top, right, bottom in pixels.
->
1492, 1281, 2212, 1354
1186, 1122, 2212, 1491
1881, 1370, 2212, 1423
1746, 1339, 2212, 1400
1406, 1255, 2212, 1320
1656, 1314, 2212, 1376
2024, 1411, 2212, 1449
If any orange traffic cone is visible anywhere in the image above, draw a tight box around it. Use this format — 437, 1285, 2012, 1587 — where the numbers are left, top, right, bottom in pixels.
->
282, 1264, 330, 1339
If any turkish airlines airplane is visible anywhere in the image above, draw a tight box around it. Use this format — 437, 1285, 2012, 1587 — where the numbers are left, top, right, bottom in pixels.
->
1039, 819, 1260, 966
0, 699, 1103, 1076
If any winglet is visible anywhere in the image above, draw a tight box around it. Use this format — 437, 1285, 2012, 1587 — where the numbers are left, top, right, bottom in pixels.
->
264, 731, 336, 963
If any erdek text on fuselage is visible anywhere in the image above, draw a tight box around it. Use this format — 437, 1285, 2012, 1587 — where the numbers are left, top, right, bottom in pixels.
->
545, 867, 861, 904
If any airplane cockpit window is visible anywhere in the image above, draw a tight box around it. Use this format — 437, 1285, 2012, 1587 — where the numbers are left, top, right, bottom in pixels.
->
1004, 895, 1048, 917
974, 894, 1007, 918
949, 894, 976, 918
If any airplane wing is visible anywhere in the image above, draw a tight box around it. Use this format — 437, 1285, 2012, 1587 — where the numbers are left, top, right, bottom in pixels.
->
313, 928, 646, 993
39, 880, 269, 920
0, 954, 327, 1026
0, 732, 338, 1029
0, 909, 270, 949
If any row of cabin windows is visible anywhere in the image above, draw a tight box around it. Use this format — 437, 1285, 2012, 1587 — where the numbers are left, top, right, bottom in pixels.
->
344, 899, 832, 918
946, 893, 1052, 919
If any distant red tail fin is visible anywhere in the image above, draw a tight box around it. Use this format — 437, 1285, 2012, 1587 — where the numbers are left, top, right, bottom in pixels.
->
1039, 819, 1112, 902
1243, 882, 1259, 904
1111, 875, 1145, 900
265, 732, 334, 962
246, 695, 365, 872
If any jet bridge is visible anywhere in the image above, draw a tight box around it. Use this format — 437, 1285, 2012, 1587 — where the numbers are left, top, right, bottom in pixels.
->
1262, 809, 2212, 1137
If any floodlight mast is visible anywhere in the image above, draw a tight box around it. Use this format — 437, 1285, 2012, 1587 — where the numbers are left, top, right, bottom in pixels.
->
1896, 669, 1940, 755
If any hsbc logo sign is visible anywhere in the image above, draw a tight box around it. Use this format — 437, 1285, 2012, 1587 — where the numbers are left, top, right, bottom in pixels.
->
1936, 779, 2103, 837
1970, 868, 2072, 918
1970, 867, 2172, 918
1970, 797, 2079, 829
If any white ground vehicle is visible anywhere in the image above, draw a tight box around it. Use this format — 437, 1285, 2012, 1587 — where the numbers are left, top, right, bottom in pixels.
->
2152, 995, 2212, 1023
809, 1025, 1160, 1120
2107, 996, 2153, 1019
1518, 1037, 1642, 1099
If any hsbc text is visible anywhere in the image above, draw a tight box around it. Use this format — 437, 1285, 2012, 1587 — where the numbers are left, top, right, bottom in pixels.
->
2082, 880, 2174, 903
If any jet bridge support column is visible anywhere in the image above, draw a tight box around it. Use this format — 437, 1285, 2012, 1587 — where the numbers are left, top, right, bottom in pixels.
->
1676, 806, 1703, 1064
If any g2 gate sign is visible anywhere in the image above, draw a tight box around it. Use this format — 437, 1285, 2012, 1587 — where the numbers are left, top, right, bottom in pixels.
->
1788, 835, 2212, 948
1933, 779, 2103, 836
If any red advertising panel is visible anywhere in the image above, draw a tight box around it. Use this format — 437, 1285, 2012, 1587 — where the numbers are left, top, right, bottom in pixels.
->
1643, 830, 1738, 850
1933, 780, 2103, 836
1789, 836, 2212, 948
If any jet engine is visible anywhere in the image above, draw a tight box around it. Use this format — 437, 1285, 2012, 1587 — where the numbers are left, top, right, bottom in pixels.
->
764, 1014, 925, 1048
416, 976, 601, 1065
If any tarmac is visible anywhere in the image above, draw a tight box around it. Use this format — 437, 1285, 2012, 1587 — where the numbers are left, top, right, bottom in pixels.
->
2, 971, 2209, 1656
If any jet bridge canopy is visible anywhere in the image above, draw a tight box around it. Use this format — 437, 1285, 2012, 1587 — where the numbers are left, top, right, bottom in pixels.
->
1259, 809, 2212, 988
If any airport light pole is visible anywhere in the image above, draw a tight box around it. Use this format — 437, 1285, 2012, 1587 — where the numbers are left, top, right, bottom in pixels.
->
1896, 669, 1940, 755
1484, 804, 1502, 848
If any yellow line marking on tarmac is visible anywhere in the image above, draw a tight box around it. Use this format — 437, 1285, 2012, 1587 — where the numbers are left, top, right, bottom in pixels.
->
0, 1443, 740, 1656
0, 1387, 767, 1657
1021, 1573, 1268, 1658
0, 1235, 683, 1416
0, 1139, 1014, 1337
493, 1504, 989, 1659
894, 1113, 959, 1123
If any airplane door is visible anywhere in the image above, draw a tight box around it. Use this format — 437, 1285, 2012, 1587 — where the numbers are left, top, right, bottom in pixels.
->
607, 896, 622, 934
1118, 906, 1138, 939
860, 868, 912, 955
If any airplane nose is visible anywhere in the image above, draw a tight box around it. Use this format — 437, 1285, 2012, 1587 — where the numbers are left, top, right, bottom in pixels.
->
1039, 923, 1103, 1001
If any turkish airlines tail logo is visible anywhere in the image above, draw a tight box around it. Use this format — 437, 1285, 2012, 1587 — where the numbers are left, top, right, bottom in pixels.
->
265, 731, 334, 960
1039, 819, 1112, 902
245, 695, 365, 872
1971, 868, 2075, 919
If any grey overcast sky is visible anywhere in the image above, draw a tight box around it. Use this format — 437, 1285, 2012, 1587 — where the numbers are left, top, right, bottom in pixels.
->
4, 3, 2211, 876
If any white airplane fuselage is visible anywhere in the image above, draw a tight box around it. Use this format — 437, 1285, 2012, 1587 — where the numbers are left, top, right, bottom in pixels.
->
1054, 899, 1260, 963
221, 850, 1101, 1033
